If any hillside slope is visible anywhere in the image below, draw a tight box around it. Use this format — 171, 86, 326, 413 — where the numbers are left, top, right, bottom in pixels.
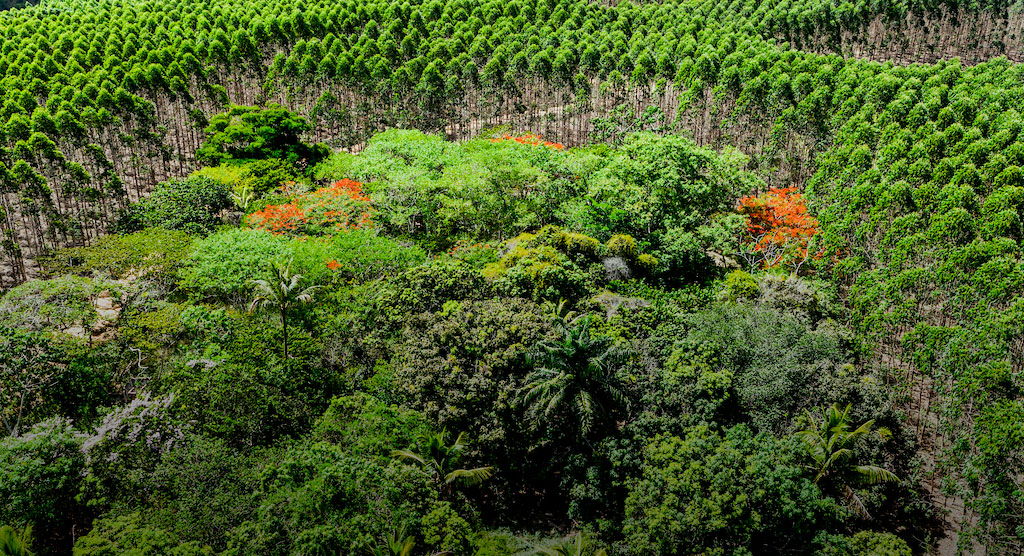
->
0, 0, 1022, 552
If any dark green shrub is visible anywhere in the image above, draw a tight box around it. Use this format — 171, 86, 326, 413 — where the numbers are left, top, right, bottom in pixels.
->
0, 418, 86, 555
120, 176, 231, 236
623, 425, 838, 555
420, 502, 473, 555
224, 441, 434, 555
142, 434, 264, 550
491, 245, 595, 303
606, 234, 638, 259
72, 512, 213, 556
39, 229, 194, 287
177, 228, 287, 305
720, 270, 759, 301
389, 297, 553, 499
237, 158, 301, 197
818, 530, 913, 556
79, 395, 188, 508
0, 275, 116, 332
312, 393, 430, 460
197, 105, 328, 168
379, 258, 488, 319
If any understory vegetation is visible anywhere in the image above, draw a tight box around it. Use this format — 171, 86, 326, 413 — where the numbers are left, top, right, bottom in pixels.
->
1, 119, 922, 555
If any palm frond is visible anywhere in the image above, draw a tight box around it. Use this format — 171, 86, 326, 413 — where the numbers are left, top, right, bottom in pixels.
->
815, 447, 852, 483
395, 537, 416, 556
445, 465, 494, 486
366, 524, 417, 556
570, 531, 584, 555
528, 532, 603, 556
391, 449, 427, 467
450, 431, 469, 455
848, 418, 877, 440
575, 390, 596, 435
0, 525, 33, 556
854, 464, 899, 485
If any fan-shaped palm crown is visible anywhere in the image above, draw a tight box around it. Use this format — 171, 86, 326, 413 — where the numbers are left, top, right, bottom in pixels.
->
796, 403, 898, 517
521, 315, 627, 437
392, 430, 494, 499
249, 259, 320, 360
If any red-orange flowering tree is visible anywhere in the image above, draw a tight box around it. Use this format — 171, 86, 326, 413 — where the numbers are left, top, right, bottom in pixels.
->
736, 187, 820, 271
491, 133, 565, 150
248, 179, 374, 237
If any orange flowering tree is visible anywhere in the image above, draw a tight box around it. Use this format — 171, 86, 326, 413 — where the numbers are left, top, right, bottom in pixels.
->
491, 133, 565, 150
736, 187, 820, 271
247, 179, 374, 237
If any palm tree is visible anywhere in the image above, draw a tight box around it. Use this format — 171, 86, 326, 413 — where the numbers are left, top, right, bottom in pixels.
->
249, 259, 319, 360
392, 430, 494, 500
364, 524, 416, 556
795, 403, 898, 518
520, 316, 627, 437
364, 523, 454, 556
0, 526, 32, 556
541, 298, 578, 325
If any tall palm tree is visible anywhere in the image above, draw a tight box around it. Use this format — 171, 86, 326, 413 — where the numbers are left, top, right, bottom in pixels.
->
520, 316, 627, 438
795, 403, 898, 518
249, 259, 319, 360
392, 430, 494, 500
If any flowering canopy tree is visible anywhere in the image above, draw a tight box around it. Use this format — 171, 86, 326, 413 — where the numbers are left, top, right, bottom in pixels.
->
247, 179, 373, 236
491, 133, 566, 150
736, 187, 820, 272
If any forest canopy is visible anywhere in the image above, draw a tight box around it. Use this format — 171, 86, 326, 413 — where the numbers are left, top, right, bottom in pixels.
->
0, 125, 921, 556
0, 0, 1023, 553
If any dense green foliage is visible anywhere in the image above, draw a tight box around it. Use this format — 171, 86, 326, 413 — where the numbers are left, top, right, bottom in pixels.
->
196, 104, 329, 167
0, 0, 1019, 282
2, 0, 1024, 551
119, 176, 232, 236
622, 425, 838, 554
0, 128, 935, 554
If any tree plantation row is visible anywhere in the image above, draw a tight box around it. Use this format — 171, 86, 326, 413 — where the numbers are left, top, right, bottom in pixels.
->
0, 0, 1022, 279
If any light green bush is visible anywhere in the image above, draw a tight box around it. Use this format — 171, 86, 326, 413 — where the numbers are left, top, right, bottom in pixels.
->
178, 229, 288, 305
